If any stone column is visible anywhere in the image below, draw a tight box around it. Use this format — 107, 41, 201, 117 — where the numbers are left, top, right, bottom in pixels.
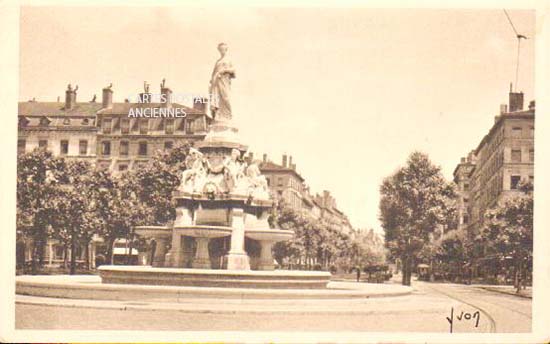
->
258, 241, 275, 271
191, 237, 211, 269
174, 206, 194, 227
226, 208, 250, 270
165, 232, 184, 267
152, 237, 168, 267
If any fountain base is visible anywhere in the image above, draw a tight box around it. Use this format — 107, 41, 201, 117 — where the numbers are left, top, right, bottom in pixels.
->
98, 265, 331, 289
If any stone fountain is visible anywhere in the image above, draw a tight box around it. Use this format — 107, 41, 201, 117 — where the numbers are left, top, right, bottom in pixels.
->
98, 43, 331, 289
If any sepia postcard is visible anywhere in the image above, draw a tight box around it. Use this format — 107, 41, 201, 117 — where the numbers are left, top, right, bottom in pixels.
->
1, 0, 550, 343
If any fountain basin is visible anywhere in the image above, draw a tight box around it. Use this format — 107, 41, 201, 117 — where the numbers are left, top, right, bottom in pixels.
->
173, 225, 232, 238
98, 265, 331, 289
245, 228, 294, 242
245, 229, 294, 270
134, 226, 172, 239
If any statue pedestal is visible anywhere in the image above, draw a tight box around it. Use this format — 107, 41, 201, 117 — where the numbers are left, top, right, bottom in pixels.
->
191, 237, 212, 269
225, 253, 250, 270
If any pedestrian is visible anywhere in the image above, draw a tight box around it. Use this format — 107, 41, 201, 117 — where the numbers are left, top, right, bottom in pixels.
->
356, 266, 361, 282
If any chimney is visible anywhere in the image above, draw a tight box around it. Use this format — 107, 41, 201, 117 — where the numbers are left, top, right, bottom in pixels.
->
461, 157, 466, 163
102, 84, 113, 109
528, 100, 535, 111
193, 97, 208, 113
500, 104, 508, 114
263, 153, 267, 163
65, 84, 77, 110
160, 78, 172, 107
139, 81, 151, 103
289, 156, 293, 167
291, 163, 296, 170
282, 154, 288, 168
509, 83, 524, 112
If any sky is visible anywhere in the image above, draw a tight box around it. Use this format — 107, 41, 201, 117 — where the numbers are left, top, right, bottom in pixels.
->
19, 7, 535, 232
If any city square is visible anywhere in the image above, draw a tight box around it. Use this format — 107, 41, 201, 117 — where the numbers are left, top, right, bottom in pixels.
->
5, 5, 545, 342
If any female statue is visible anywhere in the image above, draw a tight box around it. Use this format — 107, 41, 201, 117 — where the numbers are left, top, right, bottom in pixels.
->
209, 42, 236, 121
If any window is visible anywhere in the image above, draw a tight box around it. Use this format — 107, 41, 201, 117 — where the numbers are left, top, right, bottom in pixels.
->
19, 117, 29, 128
138, 142, 147, 156
82, 118, 89, 125
511, 149, 521, 163
511, 127, 522, 138
463, 215, 469, 224
38, 140, 48, 149
139, 119, 149, 134
164, 141, 173, 150
121, 119, 130, 134
529, 175, 534, 185
39, 117, 51, 126
120, 141, 129, 156
118, 164, 128, 172
463, 197, 469, 204
166, 119, 174, 134
463, 182, 469, 191
63, 118, 70, 125
17, 139, 26, 155
278, 177, 284, 187
529, 149, 534, 162
102, 141, 111, 156
266, 177, 270, 187
510, 175, 521, 190
60, 140, 69, 155
79, 140, 88, 155
177, 118, 186, 132
102, 118, 112, 134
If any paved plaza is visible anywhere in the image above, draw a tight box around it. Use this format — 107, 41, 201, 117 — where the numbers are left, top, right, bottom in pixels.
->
15, 279, 531, 332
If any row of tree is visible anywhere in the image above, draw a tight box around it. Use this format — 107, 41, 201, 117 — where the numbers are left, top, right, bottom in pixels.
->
18, 143, 383, 275
269, 202, 386, 272
380, 152, 533, 291
17, 143, 191, 274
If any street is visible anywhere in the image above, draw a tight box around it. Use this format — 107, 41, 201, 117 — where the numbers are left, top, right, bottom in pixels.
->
15, 281, 531, 332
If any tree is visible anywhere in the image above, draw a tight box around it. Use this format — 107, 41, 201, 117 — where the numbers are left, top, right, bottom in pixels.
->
133, 142, 190, 225
50, 160, 96, 274
17, 149, 67, 274
86, 169, 148, 264
482, 181, 533, 293
379, 151, 458, 285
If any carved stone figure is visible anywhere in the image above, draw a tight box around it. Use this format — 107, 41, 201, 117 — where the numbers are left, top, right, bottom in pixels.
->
223, 149, 247, 194
245, 162, 270, 200
180, 148, 208, 193
209, 43, 236, 121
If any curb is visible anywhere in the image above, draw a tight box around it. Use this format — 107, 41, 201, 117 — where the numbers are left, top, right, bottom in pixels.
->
477, 286, 532, 299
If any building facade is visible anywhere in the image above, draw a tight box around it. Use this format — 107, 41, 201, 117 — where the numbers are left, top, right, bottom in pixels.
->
95, 83, 208, 172
17, 82, 210, 268
453, 88, 535, 235
258, 154, 305, 210
17, 83, 355, 268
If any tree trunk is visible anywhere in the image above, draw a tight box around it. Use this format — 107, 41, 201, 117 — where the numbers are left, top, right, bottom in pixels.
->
127, 235, 134, 265
84, 240, 90, 270
106, 237, 116, 265
70, 234, 77, 275
63, 244, 68, 269
31, 239, 38, 275
402, 256, 412, 286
